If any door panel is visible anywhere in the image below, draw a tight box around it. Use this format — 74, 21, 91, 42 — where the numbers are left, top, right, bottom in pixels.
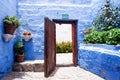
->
44, 17, 56, 77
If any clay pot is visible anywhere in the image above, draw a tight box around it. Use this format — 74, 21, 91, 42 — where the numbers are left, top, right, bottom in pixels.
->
23, 31, 28, 35
83, 29, 89, 34
27, 32, 31, 35
16, 55, 24, 62
4, 24, 16, 35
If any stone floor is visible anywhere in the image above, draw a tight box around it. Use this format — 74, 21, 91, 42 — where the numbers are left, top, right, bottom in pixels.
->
2, 53, 104, 80
56, 53, 73, 65
13, 60, 44, 72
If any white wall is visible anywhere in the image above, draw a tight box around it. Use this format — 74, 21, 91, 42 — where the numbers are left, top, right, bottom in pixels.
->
56, 24, 72, 43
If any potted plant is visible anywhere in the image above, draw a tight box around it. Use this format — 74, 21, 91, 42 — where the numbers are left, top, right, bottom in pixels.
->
14, 41, 24, 62
3, 15, 21, 35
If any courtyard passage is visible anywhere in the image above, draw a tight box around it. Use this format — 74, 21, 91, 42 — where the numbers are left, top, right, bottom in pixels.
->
2, 53, 104, 80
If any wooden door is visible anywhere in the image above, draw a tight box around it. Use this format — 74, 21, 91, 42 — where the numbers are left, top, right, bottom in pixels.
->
44, 17, 56, 77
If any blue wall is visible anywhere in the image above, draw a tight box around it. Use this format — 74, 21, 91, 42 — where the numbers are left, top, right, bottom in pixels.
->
18, 0, 120, 60
78, 44, 120, 80
0, 0, 17, 79
17, 0, 105, 60
1, 0, 120, 79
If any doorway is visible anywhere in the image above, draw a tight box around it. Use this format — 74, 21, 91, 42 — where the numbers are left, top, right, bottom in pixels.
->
56, 23, 72, 66
53, 19, 78, 67
44, 18, 78, 77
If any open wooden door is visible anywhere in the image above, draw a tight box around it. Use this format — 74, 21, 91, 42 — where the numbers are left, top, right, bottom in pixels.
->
44, 17, 56, 77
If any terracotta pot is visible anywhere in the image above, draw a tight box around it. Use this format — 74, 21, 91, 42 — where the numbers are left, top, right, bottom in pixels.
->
4, 24, 16, 35
16, 55, 24, 62
83, 29, 89, 34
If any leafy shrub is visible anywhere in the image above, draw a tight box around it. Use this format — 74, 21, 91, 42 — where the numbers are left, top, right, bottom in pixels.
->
56, 41, 72, 53
84, 30, 105, 44
84, 28, 120, 45
105, 28, 120, 45
84, 0, 120, 45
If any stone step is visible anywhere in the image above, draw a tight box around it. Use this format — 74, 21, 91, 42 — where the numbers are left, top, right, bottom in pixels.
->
13, 60, 44, 72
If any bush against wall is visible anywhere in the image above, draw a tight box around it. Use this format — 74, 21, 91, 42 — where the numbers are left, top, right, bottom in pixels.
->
56, 41, 72, 53
84, 0, 120, 45
84, 28, 120, 45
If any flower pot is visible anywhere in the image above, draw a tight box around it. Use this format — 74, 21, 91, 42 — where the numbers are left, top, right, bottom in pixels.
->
21, 35, 32, 41
83, 29, 89, 34
16, 55, 24, 62
4, 24, 16, 35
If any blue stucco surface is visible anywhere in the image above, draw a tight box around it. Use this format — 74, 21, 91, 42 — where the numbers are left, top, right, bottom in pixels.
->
0, 0, 17, 79
17, 0, 104, 60
18, 0, 119, 61
78, 43, 120, 80
1, 0, 120, 79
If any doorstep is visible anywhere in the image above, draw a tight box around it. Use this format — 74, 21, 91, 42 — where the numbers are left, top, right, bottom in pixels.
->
13, 60, 44, 72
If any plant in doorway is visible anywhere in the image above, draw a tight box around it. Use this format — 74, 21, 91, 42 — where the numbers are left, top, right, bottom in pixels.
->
3, 15, 21, 35
14, 41, 24, 62
56, 41, 72, 53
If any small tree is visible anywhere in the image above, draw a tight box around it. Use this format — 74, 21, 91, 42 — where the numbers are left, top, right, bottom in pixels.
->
92, 0, 120, 31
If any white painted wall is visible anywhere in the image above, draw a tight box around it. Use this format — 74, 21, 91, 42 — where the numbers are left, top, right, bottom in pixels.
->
56, 24, 72, 43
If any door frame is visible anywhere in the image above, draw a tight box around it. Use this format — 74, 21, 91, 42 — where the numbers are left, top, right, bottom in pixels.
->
53, 19, 78, 66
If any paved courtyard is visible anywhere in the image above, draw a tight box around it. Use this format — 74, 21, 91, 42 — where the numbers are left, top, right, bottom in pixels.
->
2, 53, 104, 80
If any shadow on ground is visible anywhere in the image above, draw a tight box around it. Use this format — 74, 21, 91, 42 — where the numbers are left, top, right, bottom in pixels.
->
2, 72, 26, 80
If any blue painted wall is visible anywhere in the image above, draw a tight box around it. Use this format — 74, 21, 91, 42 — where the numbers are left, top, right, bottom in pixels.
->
17, 0, 105, 60
18, 0, 120, 60
78, 44, 120, 80
0, 0, 17, 79
1, 0, 120, 79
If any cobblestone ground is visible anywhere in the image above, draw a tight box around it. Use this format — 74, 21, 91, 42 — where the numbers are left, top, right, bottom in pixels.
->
2, 53, 104, 80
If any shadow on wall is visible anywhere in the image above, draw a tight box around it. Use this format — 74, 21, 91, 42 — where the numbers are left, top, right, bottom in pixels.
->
23, 39, 35, 60
0, 0, 17, 79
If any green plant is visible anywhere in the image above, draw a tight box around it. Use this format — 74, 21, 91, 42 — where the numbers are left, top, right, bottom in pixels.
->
92, 0, 120, 31
84, 30, 105, 44
3, 15, 21, 28
56, 41, 72, 53
105, 28, 120, 45
14, 41, 24, 55
14, 41, 24, 48
84, 28, 120, 45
